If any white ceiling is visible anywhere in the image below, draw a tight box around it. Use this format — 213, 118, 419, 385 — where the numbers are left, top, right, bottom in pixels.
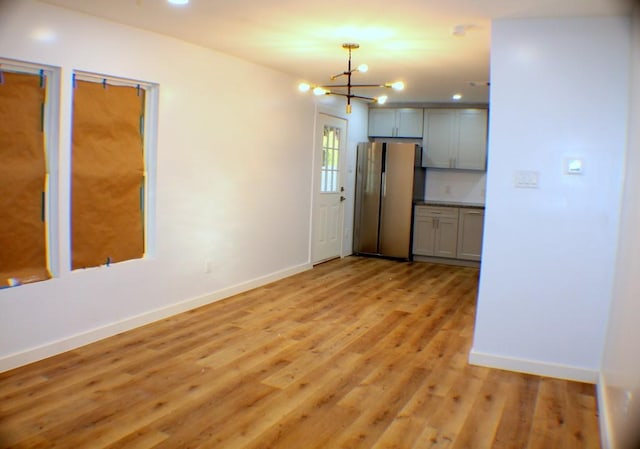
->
41, 0, 632, 104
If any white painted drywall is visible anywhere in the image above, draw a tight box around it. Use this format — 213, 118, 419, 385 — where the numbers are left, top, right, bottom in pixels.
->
599, 6, 640, 449
471, 17, 630, 381
424, 169, 486, 204
0, 0, 366, 370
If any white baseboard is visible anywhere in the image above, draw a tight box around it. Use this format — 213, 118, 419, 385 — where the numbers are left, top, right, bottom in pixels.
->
0, 262, 312, 373
468, 349, 599, 383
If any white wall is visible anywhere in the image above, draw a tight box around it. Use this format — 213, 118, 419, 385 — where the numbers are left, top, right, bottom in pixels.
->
424, 170, 486, 204
0, 0, 366, 371
471, 17, 630, 382
600, 6, 640, 449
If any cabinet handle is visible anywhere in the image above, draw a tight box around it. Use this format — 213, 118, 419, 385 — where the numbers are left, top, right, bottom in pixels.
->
466, 211, 482, 215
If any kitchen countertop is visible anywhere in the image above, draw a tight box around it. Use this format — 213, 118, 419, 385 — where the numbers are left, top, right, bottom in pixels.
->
414, 200, 485, 209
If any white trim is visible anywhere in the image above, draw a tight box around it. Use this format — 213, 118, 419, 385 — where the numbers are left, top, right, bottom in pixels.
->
73, 70, 155, 88
142, 83, 159, 258
0, 262, 312, 373
597, 373, 614, 449
468, 349, 598, 383
0, 57, 58, 75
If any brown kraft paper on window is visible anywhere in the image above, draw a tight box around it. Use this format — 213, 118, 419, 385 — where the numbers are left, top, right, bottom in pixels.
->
0, 71, 50, 287
71, 80, 145, 269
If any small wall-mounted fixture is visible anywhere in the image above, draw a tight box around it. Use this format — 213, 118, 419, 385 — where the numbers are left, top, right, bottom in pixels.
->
298, 43, 405, 114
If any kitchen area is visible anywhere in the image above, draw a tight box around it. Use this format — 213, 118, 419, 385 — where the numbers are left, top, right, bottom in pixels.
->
354, 105, 488, 266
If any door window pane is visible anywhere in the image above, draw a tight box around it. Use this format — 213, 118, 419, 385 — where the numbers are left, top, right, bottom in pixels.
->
321, 125, 340, 193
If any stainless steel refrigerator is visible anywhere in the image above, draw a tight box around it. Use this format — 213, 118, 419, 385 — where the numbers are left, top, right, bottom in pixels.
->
353, 142, 425, 259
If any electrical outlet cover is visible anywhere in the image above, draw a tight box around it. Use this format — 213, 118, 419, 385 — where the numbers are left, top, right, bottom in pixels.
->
514, 170, 540, 188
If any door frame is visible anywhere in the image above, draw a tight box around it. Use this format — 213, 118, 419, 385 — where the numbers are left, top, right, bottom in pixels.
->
310, 112, 348, 264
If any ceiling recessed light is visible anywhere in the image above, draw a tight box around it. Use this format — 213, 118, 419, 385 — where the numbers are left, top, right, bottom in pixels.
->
452, 93, 462, 101
167, 0, 189, 5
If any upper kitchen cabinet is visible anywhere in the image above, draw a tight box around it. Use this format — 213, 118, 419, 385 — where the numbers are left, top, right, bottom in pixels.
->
368, 108, 424, 138
422, 109, 488, 170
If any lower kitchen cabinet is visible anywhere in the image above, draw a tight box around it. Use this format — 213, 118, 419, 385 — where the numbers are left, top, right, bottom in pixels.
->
413, 205, 484, 263
412, 206, 458, 258
456, 208, 485, 261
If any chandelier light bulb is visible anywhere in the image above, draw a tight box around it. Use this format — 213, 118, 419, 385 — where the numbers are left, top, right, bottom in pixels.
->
296, 43, 406, 113
313, 87, 328, 96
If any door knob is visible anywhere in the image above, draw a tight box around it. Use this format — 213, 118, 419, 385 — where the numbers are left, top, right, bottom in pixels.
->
340, 196, 346, 202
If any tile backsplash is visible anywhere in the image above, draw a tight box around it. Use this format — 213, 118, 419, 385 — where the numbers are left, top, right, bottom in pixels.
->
424, 169, 487, 204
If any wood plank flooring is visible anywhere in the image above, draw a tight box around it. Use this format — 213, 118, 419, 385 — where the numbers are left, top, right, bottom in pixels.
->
0, 257, 601, 448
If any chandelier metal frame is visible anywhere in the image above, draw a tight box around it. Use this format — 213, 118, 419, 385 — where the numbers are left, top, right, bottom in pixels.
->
299, 43, 404, 114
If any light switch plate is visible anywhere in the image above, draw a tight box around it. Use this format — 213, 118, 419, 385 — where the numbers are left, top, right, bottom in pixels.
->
514, 170, 540, 188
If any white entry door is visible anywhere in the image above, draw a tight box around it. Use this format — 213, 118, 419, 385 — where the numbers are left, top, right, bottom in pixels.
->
312, 114, 347, 264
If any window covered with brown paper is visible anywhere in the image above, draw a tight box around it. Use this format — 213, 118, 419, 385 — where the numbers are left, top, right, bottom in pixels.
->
0, 71, 50, 287
71, 80, 145, 269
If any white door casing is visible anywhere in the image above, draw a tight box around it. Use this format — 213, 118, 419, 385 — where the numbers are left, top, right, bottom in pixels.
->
312, 114, 347, 264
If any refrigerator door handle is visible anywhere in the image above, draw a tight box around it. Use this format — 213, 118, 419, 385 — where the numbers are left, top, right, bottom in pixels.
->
381, 172, 387, 197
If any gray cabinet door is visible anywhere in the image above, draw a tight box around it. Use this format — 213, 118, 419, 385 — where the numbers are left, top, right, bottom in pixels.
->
413, 206, 459, 257
412, 215, 435, 256
368, 109, 396, 137
456, 209, 485, 261
396, 109, 424, 138
422, 109, 455, 168
455, 109, 488, 170
423, 109, 488, 170
369, 108, 424, 138
434, 216, 459, 258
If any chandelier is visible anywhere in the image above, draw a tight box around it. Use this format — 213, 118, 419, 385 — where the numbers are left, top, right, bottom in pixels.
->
298, 43, 405, 114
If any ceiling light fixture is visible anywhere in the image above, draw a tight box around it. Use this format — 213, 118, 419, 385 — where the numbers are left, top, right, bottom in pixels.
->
167, 0, 189, 5
298, 43, 405, 114
452, 93, 463, 101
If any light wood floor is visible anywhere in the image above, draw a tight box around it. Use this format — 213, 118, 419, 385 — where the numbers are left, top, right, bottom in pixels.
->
0, 257, 600, 448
